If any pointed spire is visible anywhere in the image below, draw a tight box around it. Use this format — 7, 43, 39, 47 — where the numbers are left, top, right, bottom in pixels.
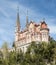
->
26, 10, 29, 29
16, 6, 20, 32
42, 18, 45, 22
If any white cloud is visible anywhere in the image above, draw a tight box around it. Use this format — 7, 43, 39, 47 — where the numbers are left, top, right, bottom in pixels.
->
0, 7, 9, 18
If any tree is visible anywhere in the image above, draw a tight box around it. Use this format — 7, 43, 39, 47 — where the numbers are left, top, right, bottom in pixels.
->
8, 51, 17, 65
2, 42, 9, 65
0, 38, 56, 65
0, 51, 3, 65
24, 41, 47, 65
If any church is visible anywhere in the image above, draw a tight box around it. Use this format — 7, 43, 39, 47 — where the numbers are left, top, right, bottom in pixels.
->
15, 10, 49, 52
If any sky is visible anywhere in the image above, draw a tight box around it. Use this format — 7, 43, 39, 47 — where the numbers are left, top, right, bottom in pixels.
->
0, 0, 56, 48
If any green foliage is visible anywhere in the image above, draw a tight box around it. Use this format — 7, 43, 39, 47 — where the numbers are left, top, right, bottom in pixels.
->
0, 39, 56, 65
0, 51, 3, 65
8, 51, 16, 65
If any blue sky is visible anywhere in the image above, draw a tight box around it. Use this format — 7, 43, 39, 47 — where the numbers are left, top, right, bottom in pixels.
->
0, 0, 56, 47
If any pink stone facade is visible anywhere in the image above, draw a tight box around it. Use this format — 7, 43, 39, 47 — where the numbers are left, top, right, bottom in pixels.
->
15, 21, 49, 52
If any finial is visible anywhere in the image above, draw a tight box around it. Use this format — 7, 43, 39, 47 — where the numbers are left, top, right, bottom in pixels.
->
17, 6, 19, 13
27, 10, 28, 16
43, 18, 45, 22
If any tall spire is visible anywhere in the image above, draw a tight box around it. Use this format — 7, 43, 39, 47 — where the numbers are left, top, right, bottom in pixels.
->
16, 6, 20, 32
42, 18, 45, 22
26, 10, 29, 29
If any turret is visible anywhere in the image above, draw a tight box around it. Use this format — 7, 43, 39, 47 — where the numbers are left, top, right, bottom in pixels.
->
40, 21, 49, 42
